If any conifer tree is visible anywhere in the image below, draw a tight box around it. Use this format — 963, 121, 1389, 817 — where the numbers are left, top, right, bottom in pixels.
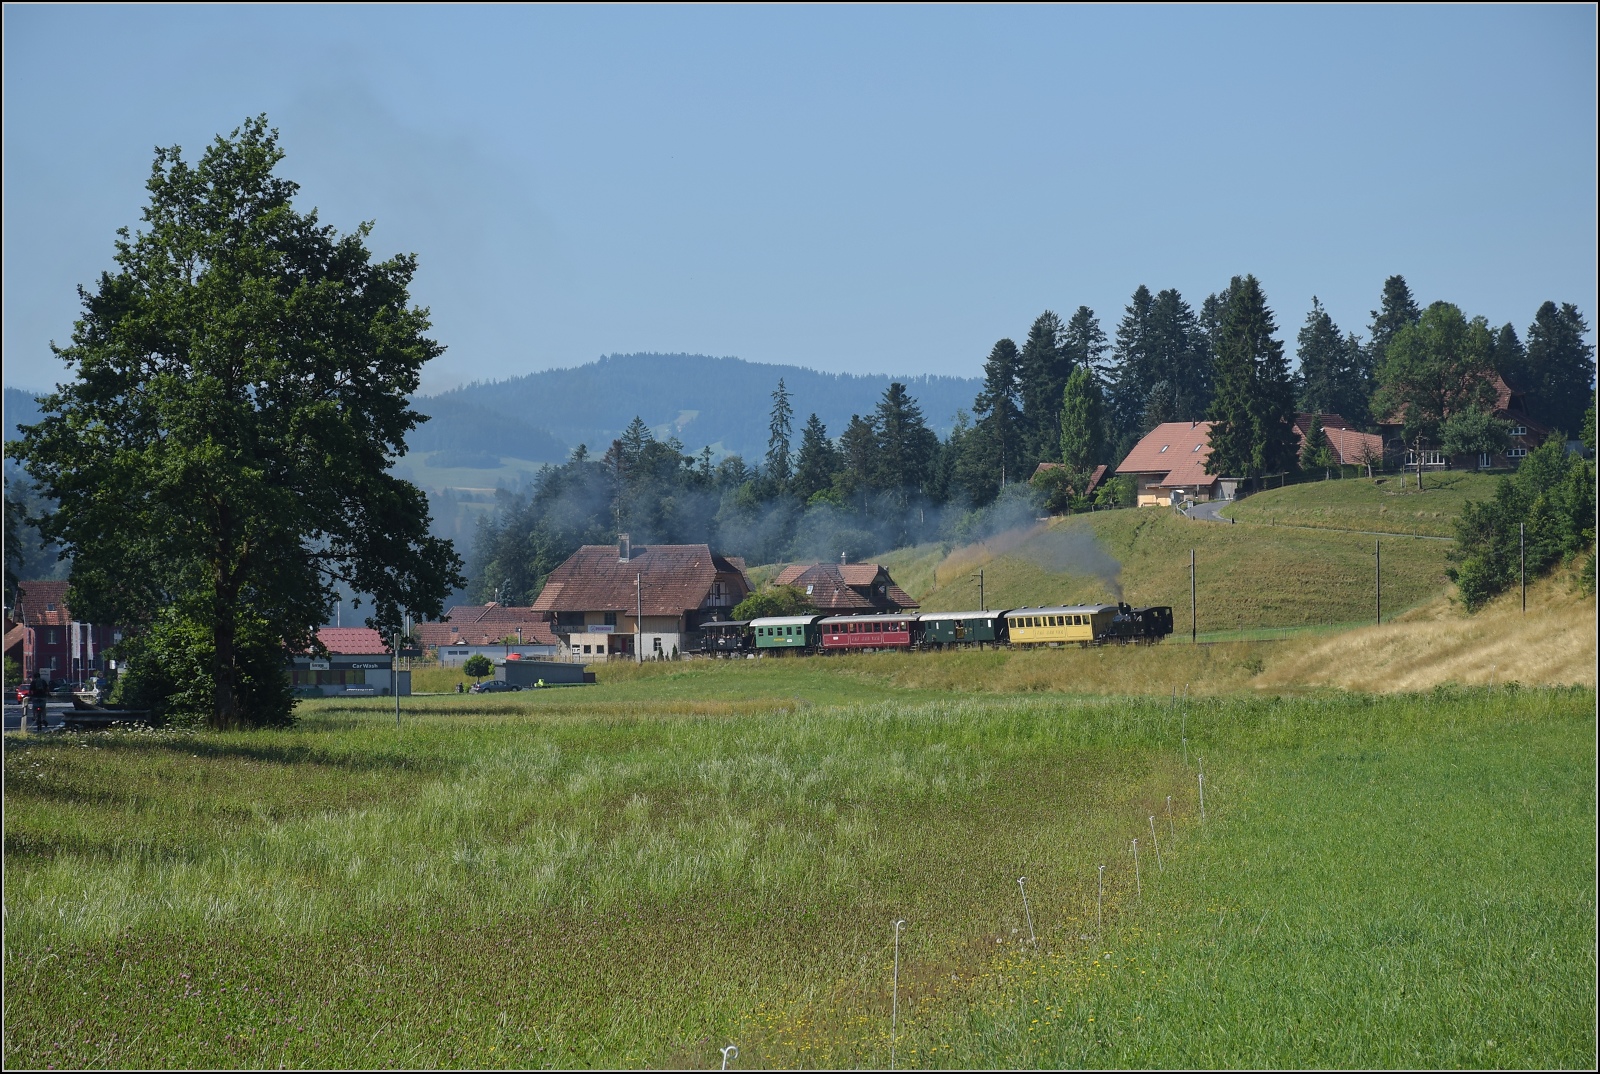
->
1109, 285, 1155, 446
1298, 413, 1336, 478
1058, 366, 1106, 473
1297, 297, 1370, 424
1063, 306, 1110, 377
874, 382, 938, 497
1524, 302, 1596, 435
792, 413, 839, 503
1145, 288, 1209, 422
765, 378, 794, 489
1018, 310, 1070, 466
973, 338, 1023, 487
1206, 275, 1295, 479
1368, 274, 1421, 372
1489, 323, 1528, 387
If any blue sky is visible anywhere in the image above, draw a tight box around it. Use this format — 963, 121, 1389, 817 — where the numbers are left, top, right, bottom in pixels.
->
3, 5, 1594, 394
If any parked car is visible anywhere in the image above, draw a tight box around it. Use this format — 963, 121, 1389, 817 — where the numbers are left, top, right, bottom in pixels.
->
468, 680, 521, 694
50, 680, 88, 699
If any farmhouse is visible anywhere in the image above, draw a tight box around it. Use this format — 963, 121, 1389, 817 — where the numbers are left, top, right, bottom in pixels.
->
1116, 421, 1220, 506
772, 562, 919, 613
1377, 374, 1551, 470
531, 535, 750, 659
6, 580, 120, 683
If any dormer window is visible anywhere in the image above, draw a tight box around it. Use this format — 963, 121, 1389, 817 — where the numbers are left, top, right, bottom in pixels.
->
45, 603, 56, 612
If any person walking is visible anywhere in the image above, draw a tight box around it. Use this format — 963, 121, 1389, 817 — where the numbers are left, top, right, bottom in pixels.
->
28, 673, 49, 733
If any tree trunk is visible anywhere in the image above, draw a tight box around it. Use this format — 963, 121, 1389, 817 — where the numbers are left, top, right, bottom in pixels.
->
213, 591, 239, 730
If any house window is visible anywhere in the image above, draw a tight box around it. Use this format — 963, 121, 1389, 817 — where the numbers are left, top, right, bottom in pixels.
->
1507, 447, 1528, 459
47, 629, 59, 644
1479, 453, 1492, 470
45, 603, 57, 612
805, 584, 813, 595
1192, 444, 1202, 452
604, 611, 617, 627
1159, 445, 1169, 453
1510, 426, 1527, 437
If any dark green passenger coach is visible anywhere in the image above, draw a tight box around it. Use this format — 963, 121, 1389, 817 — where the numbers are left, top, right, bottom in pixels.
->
916, 611, 1006, 648
750, 615, 823, 652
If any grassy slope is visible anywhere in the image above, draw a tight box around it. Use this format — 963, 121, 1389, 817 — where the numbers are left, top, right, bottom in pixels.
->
4, 687, 1592, 1069
1221, 471, 1499, 537
880, 509, 1452, 634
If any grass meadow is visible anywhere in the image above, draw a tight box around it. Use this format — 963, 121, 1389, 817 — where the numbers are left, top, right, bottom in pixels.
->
1220, 471, 1500, 537
4, 669, 1594, 1069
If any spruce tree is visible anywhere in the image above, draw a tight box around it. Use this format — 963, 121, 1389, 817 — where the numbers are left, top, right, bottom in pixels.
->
835, 414, 879, 503
1489, 323, 1528, 387
1206, 275, 1295, 479
974, 338, 1023, 487
1018, 310, 1070, 466
766, 378, 794, 489
792, 413, 839, 503
1109, 285, 1155, 447
1368, 274, 1421, 372
1058, 366, 1106, 472
1296, 297, 1369, 422
1524, 302, 1596, 436
1146, 288, 1209, 421
1063, 306, 1110, 378
874, 382, 938, 497
1298, 413, 1336, 478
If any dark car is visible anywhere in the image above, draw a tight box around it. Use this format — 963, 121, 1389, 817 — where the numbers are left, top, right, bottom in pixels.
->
468, 680, 521, 694
49, 680, 88, 699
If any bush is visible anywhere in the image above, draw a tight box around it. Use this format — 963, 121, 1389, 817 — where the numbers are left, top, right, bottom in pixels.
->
731, 585, 814, 621
113, 607, 296, 729
1449, 436, 1596, 610
462, 654, 493, 682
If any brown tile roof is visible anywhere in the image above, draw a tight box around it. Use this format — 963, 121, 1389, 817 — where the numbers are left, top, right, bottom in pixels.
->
315, 627, 391, 655
529, 544, 750, 617
15, 581, 71, 627
1116, 422, 1220, 487
1291, 414, 1384, 466
416, 617, 559, 648
4, 623, 25, 655
771, 563, 919, 612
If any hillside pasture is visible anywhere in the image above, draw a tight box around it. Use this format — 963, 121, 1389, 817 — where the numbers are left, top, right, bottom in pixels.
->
1220, 471, 1499, 537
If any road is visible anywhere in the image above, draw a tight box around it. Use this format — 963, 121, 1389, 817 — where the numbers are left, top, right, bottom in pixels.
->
3, 700, 73, 733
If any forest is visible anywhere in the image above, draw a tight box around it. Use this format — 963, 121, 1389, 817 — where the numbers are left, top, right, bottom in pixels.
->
466, 273, 1595, 604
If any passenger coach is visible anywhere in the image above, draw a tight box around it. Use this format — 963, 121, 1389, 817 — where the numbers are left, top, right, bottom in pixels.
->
1003, 605, 1120, 647
818, 614, 915, 653
917, 611, 1005, 649
750, 615, 823, 653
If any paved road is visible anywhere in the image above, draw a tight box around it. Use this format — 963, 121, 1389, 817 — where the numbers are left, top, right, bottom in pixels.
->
3, 701, 73, 733
1183, 500, 1233, 523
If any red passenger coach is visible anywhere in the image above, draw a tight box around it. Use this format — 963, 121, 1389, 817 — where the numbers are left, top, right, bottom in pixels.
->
819, 614, 916, 652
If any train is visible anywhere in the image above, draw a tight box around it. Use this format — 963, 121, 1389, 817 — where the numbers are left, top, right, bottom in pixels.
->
697, 603, 1174, 657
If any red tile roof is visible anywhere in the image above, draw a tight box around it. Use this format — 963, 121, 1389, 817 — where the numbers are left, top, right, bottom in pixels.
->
15, 581, 71, 627
1116, 422, 1219, 487
529, 544, 750, 617
315, 627, 391, 655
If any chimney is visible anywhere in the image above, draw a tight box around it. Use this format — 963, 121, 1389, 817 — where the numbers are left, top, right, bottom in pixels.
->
839, 551, 848, 565
618, 534, 631, 563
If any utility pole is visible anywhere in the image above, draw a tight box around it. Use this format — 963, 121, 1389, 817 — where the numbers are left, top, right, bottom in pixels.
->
1520, 523, 1526, 614
978, 568, 985, 611
636, 571, 643, 663
393, 631, 401, 730
1374, 539, 1381, 625
1190, 548, 1196, 644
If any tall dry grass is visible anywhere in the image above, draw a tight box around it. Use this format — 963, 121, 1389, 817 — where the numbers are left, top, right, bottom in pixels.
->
1258, 567, 1596, 691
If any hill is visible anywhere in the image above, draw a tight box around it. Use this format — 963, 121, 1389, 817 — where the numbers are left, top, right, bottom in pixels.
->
1220, 470, 1501, 537
426, 352, 981, 461
877, 506, 1455, 635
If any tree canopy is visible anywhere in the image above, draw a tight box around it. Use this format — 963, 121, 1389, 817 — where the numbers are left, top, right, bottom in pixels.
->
12, 117, 463, 728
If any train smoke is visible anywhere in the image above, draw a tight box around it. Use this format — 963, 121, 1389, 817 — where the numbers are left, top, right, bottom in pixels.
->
1019, 527, 1124, 601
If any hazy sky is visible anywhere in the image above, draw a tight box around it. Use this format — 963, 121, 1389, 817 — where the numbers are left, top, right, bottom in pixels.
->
4, 5, 1594, 394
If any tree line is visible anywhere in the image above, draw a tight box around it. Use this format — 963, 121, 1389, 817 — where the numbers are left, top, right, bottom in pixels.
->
470, 273, 1594, 603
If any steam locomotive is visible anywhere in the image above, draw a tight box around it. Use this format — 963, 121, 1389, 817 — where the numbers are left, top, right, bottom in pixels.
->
697, 603, 1174, 657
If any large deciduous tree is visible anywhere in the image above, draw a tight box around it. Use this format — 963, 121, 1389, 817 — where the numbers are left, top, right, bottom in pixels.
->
1371, 301, 1498, 487
12, 117, 464, 728
1058, 366, 1107, 473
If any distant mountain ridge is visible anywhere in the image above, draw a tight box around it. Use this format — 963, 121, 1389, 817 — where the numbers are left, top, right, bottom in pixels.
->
423, 353, 983, 462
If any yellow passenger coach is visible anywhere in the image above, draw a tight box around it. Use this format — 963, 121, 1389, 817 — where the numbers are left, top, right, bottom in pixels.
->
1002, 605, 1120, 647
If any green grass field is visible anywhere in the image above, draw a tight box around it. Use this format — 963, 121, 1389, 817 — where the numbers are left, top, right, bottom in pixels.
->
5, 668, 1594, 1069
1221, 471, 1499, 537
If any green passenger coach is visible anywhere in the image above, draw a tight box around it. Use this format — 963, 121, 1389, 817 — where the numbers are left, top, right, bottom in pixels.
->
917, 611, 1006, 648
749, 615, 823, 653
